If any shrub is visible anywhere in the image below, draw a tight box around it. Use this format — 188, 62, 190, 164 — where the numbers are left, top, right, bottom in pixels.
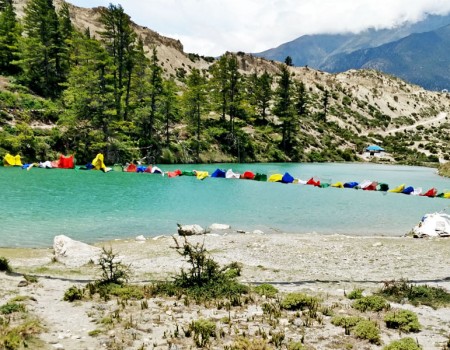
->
280, 293, 320, 311
227, 337, 271, 350
347, 288, 364, 300
0, 302, 25, 315
353, 319, 381, 344
97, 247, 131, 286
0, 319, 43, 350
154, 237, 248, 301
352, 295, 390, 312
111, 284, 145, 299
383, 337, 422, 350
288, 341, 305, 350
0, 257, 12, 273
331, 315, 364, 329
254, 284, 279, 298
189, 319, 216, 348
63, 286, 84, 302
378, 279, 450, 308
384, 309, 421, 333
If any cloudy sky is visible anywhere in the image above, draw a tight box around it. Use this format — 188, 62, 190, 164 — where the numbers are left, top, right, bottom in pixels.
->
69, 0, 450, 56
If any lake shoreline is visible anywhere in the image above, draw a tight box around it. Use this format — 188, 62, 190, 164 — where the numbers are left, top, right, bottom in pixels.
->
1, 232, 450, 349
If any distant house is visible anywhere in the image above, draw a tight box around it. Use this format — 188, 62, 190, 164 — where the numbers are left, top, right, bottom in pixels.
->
365, 145, 385, 157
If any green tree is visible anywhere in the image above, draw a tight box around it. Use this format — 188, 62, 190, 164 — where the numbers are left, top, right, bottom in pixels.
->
18, 0, 66, 97
0, 1, 21, 75
161, 78, 179, 146
321, 89, 329, 121
227, 55, 242, 136
61, 32, 116, 162
273, 64, 295, 154
0, 0, 12, 11
285, 56, 293, 66
99, 4, 137, 120
209, 54, 229, 122
252, 70, 273, 124
57, 2, 74, 81
184, 68, 207, 161
294, 80, 308, 128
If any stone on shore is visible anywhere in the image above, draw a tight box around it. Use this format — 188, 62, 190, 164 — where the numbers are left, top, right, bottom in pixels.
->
53, 235, 101, 267
209, 223, 231, 230
135, 235, 146, 242
177, 224, 206, 236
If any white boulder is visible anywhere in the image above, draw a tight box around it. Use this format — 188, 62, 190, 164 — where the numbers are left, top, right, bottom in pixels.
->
177, 224, 206, 236
53, 235, 101, 267
135, 235, 146, 242
209, 223, 231, 230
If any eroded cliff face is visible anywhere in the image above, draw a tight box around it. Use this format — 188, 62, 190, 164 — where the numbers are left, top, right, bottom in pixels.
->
12, 0, 211, 76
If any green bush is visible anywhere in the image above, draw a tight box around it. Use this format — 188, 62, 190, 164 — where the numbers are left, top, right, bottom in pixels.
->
97, 247, 131, 286
383, 337, 422, 350
331, 315, 364, 329
288, 341, 304, 350
0, 302, 25, 315
0, 257, 12, 273
102, 284, 144, 300
378, 279, 450, 308
384, 309, 421, 333
347, 288, 364, 300
189, 319, 216, 348
154, 237, 248, 301
63, 286, 84, 302
280, 293, 320, 311
352, 295, 390, 312
254, 284, 279, 298
353, 319, 381, 344
227, 337, 271, 350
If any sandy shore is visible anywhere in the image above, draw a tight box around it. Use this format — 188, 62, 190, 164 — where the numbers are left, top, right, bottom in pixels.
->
1, 232, 449, 349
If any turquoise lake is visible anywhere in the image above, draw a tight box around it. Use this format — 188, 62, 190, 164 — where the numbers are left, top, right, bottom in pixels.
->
1, 163, 449, 248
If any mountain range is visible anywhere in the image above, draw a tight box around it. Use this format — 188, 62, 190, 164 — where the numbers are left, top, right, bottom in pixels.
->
255, 13, 450, 91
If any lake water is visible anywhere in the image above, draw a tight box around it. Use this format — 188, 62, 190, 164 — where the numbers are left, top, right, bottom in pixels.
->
0, 163, 449, 248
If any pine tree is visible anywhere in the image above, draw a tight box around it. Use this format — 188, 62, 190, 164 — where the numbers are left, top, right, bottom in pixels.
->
18, 0, 66, 97
0, 0, 13, 11
184, 68, 207, 161
162, 78, 179, 146
227, 55, 241, 136
147, 47, 163, 142
0, 1, 21, 75
61, 32, 115, 161
99, 4, 137, 119
209, 55, 229, 122
249, 70, 273, 124
294, 80, 308, 118
273, 64, 295, 154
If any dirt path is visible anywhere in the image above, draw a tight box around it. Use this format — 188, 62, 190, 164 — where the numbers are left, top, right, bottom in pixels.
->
382, 112, 447, 136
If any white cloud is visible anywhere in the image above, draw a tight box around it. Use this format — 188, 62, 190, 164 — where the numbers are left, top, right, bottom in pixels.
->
69, 0, 450, 56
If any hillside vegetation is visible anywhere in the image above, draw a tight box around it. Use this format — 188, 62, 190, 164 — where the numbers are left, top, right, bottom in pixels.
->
0, 0, 449, 166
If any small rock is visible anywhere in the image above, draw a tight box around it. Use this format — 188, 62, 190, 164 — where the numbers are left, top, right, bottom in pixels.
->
253, 230, 264, 235
17, 280, 28, 287
372, 242, 383, 247
52, 344, 64, 350
152, 235, 167, 240
135, 235, 146, 242
209, 223, 231, 230
237, 230, 246, 234
177, 223, 206, 236
108, 330, 116, 338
